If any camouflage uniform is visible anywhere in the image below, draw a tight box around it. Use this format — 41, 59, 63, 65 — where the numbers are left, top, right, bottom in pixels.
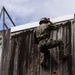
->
34, 18, 66, 61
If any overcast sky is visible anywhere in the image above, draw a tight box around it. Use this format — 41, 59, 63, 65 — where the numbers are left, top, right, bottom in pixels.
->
0, 0, 75, 28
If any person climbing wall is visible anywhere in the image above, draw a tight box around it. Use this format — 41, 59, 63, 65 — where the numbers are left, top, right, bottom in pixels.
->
34, 17, 67, 69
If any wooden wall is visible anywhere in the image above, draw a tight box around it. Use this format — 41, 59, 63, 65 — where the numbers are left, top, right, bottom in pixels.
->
0, 31, 3, 74
0, 20, 75, 75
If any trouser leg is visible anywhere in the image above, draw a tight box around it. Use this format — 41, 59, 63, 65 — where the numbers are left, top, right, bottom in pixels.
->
39, 39, 64, 53
39, 39, 65, 59
48, 40, 64, 60
49, 40, 67, 60
41, 50, 50, 69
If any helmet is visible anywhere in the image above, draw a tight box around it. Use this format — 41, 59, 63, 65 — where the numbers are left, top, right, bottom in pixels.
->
39, 17, 51, 25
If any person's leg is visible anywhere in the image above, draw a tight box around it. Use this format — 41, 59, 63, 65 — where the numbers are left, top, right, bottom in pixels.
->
50, 39, 67, 60
47, 39, 67, 60
41, 50, 50, 69
39, 39, 67, 60
39, 39, 63, 53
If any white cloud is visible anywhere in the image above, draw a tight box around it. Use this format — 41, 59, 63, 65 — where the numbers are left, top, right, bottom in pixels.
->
0, 0, 75, 25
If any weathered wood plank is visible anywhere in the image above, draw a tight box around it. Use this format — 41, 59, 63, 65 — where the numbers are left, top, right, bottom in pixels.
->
62, 22, 69, 75
71, 21, 75, 75
1, 29, 10, 75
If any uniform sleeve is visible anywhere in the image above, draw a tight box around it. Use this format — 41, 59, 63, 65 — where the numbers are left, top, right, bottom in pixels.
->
49, 23, 59, 30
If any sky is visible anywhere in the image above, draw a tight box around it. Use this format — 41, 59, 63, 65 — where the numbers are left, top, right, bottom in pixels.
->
0, 0, 75, 67
0, 0, 75, 29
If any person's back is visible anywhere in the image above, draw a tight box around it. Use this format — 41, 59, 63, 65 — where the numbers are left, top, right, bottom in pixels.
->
35, 23, 50, 39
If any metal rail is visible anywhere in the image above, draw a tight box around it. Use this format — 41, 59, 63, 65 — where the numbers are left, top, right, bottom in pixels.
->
0, 6, 16, 29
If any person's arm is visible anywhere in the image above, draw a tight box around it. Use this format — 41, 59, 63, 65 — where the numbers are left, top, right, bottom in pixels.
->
49, 23, 60, 30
